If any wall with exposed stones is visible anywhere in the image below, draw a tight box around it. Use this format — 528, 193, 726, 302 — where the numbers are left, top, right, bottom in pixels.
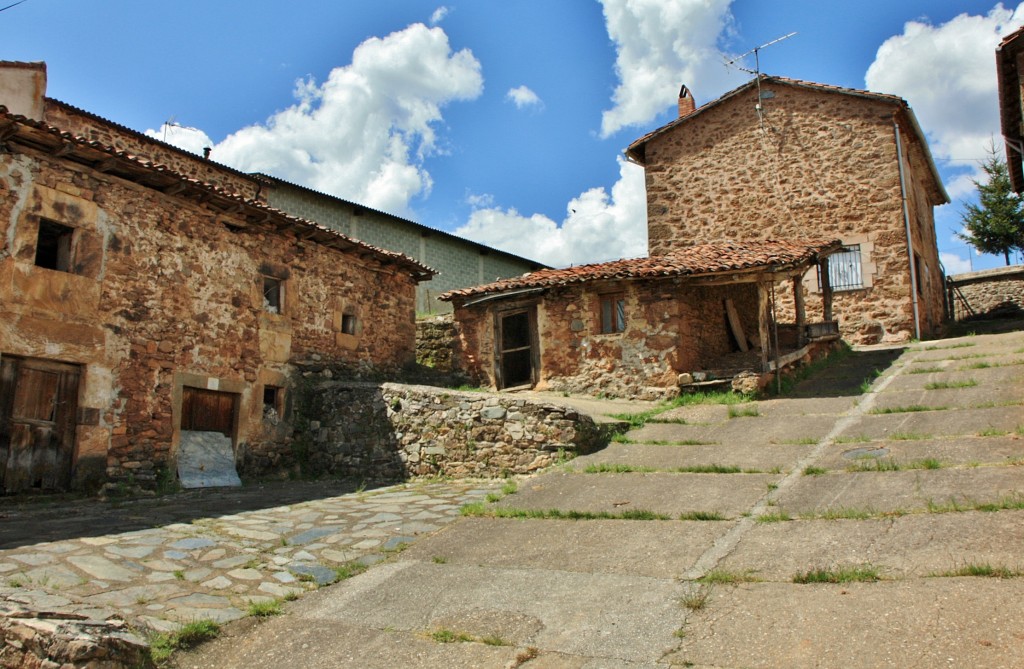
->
416, 315, 457, 372
0, 131, 419, 493
947, 265, 1024, 320
452, 278, 761, 400
241, 381, 606, 480
0, 604, 152, 669
639, 81, 946, 343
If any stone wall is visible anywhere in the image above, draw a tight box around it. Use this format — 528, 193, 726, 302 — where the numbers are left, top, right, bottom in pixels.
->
0, 604, 151, 669
416, 315, 457, 372
262, 180, 543, 315
452, 278, 761, 399
0, 132, 419, 492
639, 81, 946, 343
242, 382, 606, 481
947, 265, 1024, 320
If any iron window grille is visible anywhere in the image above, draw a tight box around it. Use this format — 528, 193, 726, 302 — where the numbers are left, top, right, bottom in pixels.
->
820, 245, 863, 291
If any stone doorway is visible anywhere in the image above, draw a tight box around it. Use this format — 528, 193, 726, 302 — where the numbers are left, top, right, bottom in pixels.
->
497, 308, 537, 389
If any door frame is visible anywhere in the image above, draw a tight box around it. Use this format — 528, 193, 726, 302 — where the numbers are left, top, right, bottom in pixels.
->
493, 304, 540, 390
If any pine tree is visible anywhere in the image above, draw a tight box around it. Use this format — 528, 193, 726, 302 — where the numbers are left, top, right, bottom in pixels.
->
958, 148, 1024, 266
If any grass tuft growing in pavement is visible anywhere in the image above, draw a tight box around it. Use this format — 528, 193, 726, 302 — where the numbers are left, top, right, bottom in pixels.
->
932, 563, 1022, 579
908, 365, 944, 374
149, 619, 221, 663
802, 466, 827, 476
461, 505, 671, 521
792, 565, 880, 584
431, 628, 475, 643
756, 510, 792, 523
679, 510, 727, 521
869, 404, 947, 414
698, 569, 762, 584
727, 405, 760, 418
924, 379, 977, 390
333, 561, 369, 581
246, 599, 283, 618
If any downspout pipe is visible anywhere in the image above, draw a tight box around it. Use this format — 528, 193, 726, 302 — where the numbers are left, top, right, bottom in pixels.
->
894, 120, 921, 341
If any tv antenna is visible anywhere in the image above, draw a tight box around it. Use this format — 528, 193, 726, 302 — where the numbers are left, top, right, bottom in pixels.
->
725, 32, 797, 76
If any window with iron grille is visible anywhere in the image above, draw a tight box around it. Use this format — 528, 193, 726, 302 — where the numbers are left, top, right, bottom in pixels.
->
820, 245, 863, 291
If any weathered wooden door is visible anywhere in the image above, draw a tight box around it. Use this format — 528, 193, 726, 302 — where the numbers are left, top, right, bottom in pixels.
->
497, 309, 537, 389
0, 357, 80, 494
181, 387, 236, 437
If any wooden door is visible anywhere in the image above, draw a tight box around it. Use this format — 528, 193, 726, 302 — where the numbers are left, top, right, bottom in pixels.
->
0, 357, 80, 494
181, 387, 236, 437
497, 309, 536, 389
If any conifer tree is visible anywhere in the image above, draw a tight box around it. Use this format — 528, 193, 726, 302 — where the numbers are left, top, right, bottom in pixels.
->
958, 148, 1024, 266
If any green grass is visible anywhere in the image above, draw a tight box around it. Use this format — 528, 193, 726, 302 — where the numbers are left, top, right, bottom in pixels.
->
808, 507, 876, 520
679, 510, 727, 521
461, 505, 671, 520
924, 379, 978, 390
673, 390, 753, 406
431, 628, 475, 643
432, 556, 448, 564
247, 599, 283, 618
583, 463, 753, 474
727, 405, 760, 418
792, 565, 880, 584
908, 365, 944, 374
756, 510, 792, 523
698, 569, 761, 584
922, 342, 976, 351
802, 466, 827, 476
933, 563, 1022, 579
889, 431, 930, 441
480, 635, 511, 646
680, 588, 710, 611
333, 561, 369, 581
928, 495, 1024, 514
961, 361, 991, 370
782, 437, 820, 445
149, 619, 221, 663
869, 404, 947, 414
834, 434, 871, 444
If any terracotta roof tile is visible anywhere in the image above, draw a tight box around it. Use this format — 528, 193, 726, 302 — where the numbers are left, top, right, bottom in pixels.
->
440, 239, 841, 301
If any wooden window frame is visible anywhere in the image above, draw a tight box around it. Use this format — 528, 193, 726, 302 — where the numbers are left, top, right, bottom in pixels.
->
597, 293, 627, 334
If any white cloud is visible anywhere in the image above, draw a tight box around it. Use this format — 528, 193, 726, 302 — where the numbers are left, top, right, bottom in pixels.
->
465, 192, 494, 208
179, 23, 481, 216
598, 0, 743, 138
456, 157, 648, 267
506, 85, 542, 110
865, 4, 1024, 167
144, 123, 214, 156
940, 251, 973, 275
430, 6, 449, 25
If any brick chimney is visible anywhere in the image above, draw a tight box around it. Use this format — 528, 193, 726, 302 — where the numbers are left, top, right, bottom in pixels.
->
0, 61, 46, 121
678, 84, 695, 117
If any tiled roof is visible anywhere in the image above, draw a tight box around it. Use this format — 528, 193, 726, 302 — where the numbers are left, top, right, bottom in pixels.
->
440, 239, 841, 301
624, 74, 949, 205
0, 106, 435, 281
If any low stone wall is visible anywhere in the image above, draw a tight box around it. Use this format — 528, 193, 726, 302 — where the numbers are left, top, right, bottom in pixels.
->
0, 604, 152, 669
416, 316, 457, 372
947, 265, 1024, 321
248, 382, 607, 481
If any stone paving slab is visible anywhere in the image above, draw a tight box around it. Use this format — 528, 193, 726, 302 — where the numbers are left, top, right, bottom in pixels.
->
400, 517, 732, 578
774, 467, 1024, 515
568, 442, 811, 473
870, 385, 1023, 410
815, 435, 1024, 470
885, 365, 1024, 392
666, 579, 1024, 669
631, 414, 836, 445
497, 471, 778, 518
716, 510, 1024, 579
837, 406, 1023, 440
287, 560, 685, 664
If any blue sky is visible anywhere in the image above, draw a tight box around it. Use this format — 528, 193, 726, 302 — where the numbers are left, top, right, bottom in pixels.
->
4, 1, 1023, 272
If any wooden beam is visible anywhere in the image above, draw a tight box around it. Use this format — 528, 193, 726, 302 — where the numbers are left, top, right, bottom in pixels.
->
724, 299, 749, 352
758, 283, 771, 372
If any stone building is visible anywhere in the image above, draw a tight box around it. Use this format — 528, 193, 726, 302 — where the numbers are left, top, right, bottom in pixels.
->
256, 175, 546, 315
626, 76, 949, 344
0, 62, 433, 494
442, 240, 841, 399
998, 25, 1024, 193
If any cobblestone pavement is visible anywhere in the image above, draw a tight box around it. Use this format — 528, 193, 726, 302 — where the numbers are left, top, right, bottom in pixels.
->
0, 479, 501, 633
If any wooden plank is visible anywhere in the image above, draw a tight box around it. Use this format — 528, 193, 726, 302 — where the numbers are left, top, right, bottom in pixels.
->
724, 299, 749, 352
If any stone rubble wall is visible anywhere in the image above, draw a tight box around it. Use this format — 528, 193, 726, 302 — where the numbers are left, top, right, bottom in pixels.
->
251, 381, 607, 481
947, 266, 1024, 321
416, 315, 457, 372
0, 604, 152, 669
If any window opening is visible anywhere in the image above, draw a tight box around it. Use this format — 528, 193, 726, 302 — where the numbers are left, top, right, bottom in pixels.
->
263, 385, 281, 420
599, 294, 626, 333
35, 219, 74, 272
263, 276, 282, 313
341, 314, 357, 335
820, 245, 863, 291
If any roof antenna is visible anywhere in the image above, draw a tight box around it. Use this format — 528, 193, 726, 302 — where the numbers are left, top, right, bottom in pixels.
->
724, 32, 796, 130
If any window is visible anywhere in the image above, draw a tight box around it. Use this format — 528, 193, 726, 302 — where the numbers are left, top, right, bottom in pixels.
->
599, 294, 626, 334
35, 219, 74, 272
821, 245, 863, 291
341, 313, 357, 335
262, 276, 283, 313
262, 385, 281, 420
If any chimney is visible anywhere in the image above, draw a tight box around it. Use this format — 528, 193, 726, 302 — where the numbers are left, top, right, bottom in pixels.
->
678, 84, 695, 117
0, 61, 47, 121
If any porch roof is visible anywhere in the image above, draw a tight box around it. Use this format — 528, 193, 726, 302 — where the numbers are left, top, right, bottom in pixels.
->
440, 239, 842, 303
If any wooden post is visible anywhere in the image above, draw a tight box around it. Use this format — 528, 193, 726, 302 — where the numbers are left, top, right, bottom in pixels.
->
757, 282, 770, 372
793, 276, 806, 346
819, 258, 833, 323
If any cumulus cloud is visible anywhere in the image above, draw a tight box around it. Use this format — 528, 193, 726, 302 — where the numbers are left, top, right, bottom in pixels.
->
506, 85, 543, 110
144, 123, 214, 156
598, 0, 743, 138
455, 158, 648, 267
430, 6, 449, 25
940, 251, 973, 275
161, 23, 482, 216
865, 4, 1024, 166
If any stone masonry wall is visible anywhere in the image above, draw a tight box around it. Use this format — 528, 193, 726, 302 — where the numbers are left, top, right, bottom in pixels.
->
416, 315, 457, 372
641, 82, 946, 343
249, 382, 605, 481
0, 142, 418, 491
948, 265, 1024, 320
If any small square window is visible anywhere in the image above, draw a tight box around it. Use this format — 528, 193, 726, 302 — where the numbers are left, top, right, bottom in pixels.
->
35, 219, 75, 272
820, 245, 863, 291
599, 294, 626, 334
263, 276, 283, 314
341, 314, 357, 335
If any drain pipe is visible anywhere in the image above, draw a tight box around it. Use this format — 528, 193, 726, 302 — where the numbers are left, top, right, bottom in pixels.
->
894, 120, 921, 341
